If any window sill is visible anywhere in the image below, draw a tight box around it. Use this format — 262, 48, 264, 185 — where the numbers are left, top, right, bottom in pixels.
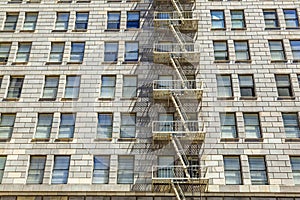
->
217, 97, 234, 100
105, 29, 120, 32
270, 60, 287, 63
277, 96, 295, 100
11, 62, 28, 65
122, 61, 139, 64
72, 29, 87, 32
211, 28, 226, 31
54, 138, 73, 142
118, 138, 137, 142
3, 98, 20, 101
19, 30, 35, 32
292, 60, 300, 63
76, 0, 91, 2
61, 98, 79, 101
265, 27, 281, 30
120, 97, 138, 100
67, 61, 83, 64
220, 138, 239, 142
0, 138, 10, 142
94, 138, 112, 142
45, 61, 62, 65
231, 28, 247, 31
286, 27, 300, 30
214, 60, 230, 63
0, 62, 7, 65
125, 28, 141, 31
0, 30, 15, 33
244, 138, 263, 142
285, 138, 300, 142
31, 138, 50, 142
98, 97, 115, 100
235, 60, 252, 63
52, 30, 67, 32
39, 98, 57, 101
240, 96, 257, 100
102, 61, 118, 64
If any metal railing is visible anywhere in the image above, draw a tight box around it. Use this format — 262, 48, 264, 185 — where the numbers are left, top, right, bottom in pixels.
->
153, 80, 202, 91
152, 121, 205, 133
154, 11, 195, 20
152, 165, 207, 180
153, 43, 199, 53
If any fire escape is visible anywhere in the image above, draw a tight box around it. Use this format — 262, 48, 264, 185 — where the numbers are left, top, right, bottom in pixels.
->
151, 0, 208, 199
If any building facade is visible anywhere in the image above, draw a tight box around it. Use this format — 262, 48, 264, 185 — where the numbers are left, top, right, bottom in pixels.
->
0, 0, 300, 199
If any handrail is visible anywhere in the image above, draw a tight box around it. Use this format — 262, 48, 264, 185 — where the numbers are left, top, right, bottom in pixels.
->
153, 43, 199, 53
152, 120, 205, 133
152, 165, 207, 179
154, 11, 196, 20
153, 80, 203, 90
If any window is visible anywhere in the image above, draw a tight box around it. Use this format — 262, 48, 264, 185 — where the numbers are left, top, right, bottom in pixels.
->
117, 156, 134, 184
284, 9, 299, 29
0, 43, 12, 63
216, 75, 232, 97
3, 13, 19, 31
104, 42, 118, 62
230, 10, 245, 29
269, 40, 285, 61
275, 74, 292, 97
220, 113, 237, 138
35, 114, 53, 139
70, 42, 85, 62
75, 12, 89, 30
158, 156, 174, 178
120, 113, 136, 138
213, 41, 228, 61
223, 156, 242, 185
97, 113, 113, 139
7, 77, 24, 99
123, 76, 137, 98
127, 11, 140, 29
58, 113, 76, 139
290, 40, 300, 61
107, 12, 121, 30
211, 10, 225, 29
234, 41, 250, 61
263, 10, 279, 29
159, 113, 174, 132
100, 75, 116, 98
42, 76, 59, 99
244, 113, 261, 138
93, 156, 110, 184
282, 113, 300, 138
55, 12, 69, 31
125, 42, 139, 62
0, 156, 6, 183
27, 156, 46, 184
0, 114, 16, 140
290, 157, 300, 185
49, 42, 65, 63
248, 156, 268, 185
64, 76, 80, 99
15, 42, 32, 63
51, 156, 70, 184
239, 75, 255, 97
0, 77, 2, 88
23, 12, 38, 31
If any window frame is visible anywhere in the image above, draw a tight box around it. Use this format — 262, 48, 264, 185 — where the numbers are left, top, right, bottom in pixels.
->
211, 10, 225, 29
126, 11, 140, 29
58, 113, 76, 139
275, 74, 293, 97
234, 41, 250, 62
0, 42, 12, 64
120, 113, 136, 139
248, 156, 268, 185
223, 156, 242, 185
0, 156, 7, 184
213, 41, 229, 61
263, 9, 279, 29
51, 155, 70, 184
282, 112, 300, 138
49, 42, 65, 63
35, 113, 53, 139
107, 12, 121, 30
54, 12, 70, 31
100, 75, 116, 98
3, 13, 19, 31
23, 12, 38, 31
15, 42, 32, 63
124, 42, 139, 62
283, 9, 299, 29
238, 75, 255, 97
243, 113, 261, 139
0, 113, 16, 140
93, 155, 110, 184
27, 155, 46, 184
290, 40, 300, 61
230, 10, 246, 29
6, 76, 24, 99
123, 75, 137, 98
104, 42, 118, 62
70, 42, 85, 63
290, 156, 300, 185
42, 76, 59, 99
117, 156, 134, 184
220, 112, 237, 139
268, 40, 286, 61
97, 113, 113, 139
75, 12, 89, 31
216, 74, 233, 98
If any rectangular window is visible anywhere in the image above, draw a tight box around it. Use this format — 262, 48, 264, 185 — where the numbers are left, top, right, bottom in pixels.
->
42, 76, 59, 99
158, 156, 174, 178
58, 113, 76, 139
100, 75, 116, 98
275, 74, 292, 97
23, 12, 38, 31
263, 10, 279, 29
220, 113, 237, 138
35, 114, 53, 139
70, 42, 85, 62
0, 156, 6, 183
55, 12, 69, 31
239, 75, 255, 97
0, 114, 16, 140
117, 156, 134, 184
234, 41, 250, 61
49, 42, 65, 63
127, 11, 140, 29
123, 76, 137, 98
231, 10, 245, 29
248, 156, 268, 185
125, 42, 139, 62
282, 113, 300, 138
75, 12, 89, 30
64, 76, 80, 99
51, 155, 70, 184
4, 13, 19, 31
223, 156, 242, 185
27, 156, 46, 184
213, 41, 228, 61
217, 75, 232, 97
290, 157, 300, 185
93, 156, 110, 184
269, 40, 285, 61
7, 77, 24, 99
290, 40, 300, 61
211, 10, 225, 29
107, 12, 121, 30
244, 113, 261, 138
0, 77, 2, 88
97, 113, 113, 139
15, 42, 32, 63
104, 42, 118, 62
284, 9, 299, 28
0, 43, 12, 63
120, 113, 136, 138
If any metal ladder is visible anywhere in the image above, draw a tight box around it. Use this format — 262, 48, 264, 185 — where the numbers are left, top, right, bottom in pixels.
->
171, 181, 186, 200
